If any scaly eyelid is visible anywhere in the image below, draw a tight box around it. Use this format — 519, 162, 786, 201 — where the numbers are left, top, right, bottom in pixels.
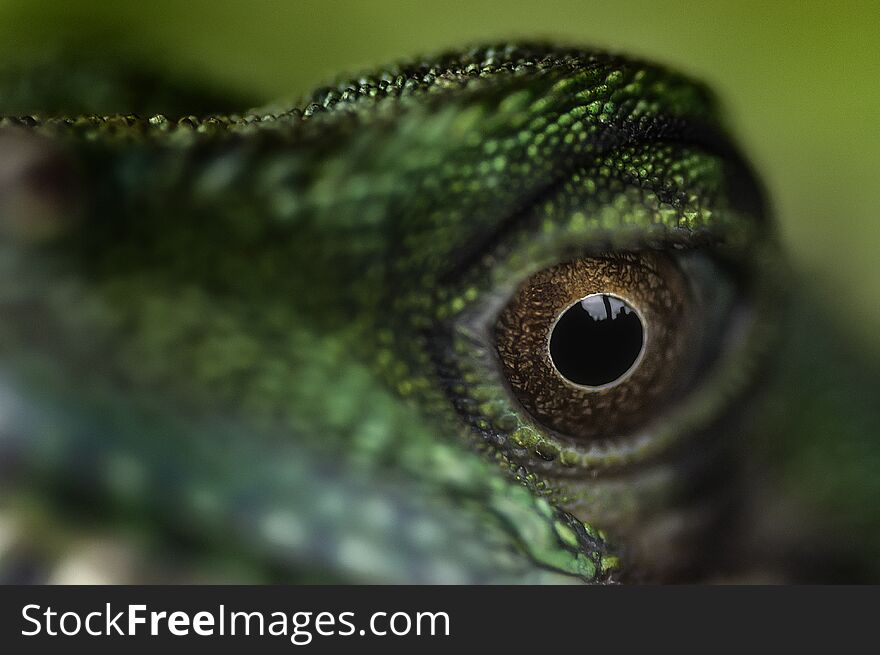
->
434, 211, 750, 334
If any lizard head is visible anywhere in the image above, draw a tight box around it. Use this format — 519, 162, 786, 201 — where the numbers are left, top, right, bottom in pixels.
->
0, 43, 777, 582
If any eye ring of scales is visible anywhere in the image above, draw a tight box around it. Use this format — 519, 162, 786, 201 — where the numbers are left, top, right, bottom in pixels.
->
0, 43, 778, 584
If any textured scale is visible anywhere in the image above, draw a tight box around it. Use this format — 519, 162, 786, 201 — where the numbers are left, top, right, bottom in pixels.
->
0, 42, 809, 583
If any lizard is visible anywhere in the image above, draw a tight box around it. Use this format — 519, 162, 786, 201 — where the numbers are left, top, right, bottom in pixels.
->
0, 42, 878, 583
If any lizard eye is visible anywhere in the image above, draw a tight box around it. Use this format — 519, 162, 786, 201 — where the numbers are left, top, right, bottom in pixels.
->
494, 252, 711, 440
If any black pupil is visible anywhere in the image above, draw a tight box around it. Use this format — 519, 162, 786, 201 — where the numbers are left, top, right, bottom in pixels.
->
548, 294, 644, 387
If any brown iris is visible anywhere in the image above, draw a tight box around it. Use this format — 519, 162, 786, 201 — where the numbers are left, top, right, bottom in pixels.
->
494, 252, 694, 440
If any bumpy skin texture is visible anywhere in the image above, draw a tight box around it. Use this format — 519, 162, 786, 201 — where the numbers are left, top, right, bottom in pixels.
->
1, 43, 871, 583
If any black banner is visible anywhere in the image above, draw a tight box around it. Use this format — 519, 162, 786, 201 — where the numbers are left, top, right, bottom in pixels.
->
0, 585, 875, 652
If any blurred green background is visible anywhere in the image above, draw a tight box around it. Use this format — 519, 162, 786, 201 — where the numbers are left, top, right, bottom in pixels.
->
1, 0, 877, 345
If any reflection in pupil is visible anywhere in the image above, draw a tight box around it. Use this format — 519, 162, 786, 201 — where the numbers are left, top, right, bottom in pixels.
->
549, 294, 644, 387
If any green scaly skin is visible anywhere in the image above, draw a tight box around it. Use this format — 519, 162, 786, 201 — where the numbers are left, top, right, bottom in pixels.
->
0, 43, 877, 583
